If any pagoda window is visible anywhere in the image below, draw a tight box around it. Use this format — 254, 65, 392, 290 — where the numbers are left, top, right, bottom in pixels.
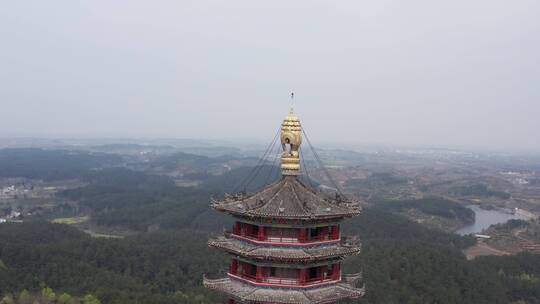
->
252, 225, 259, 237
303, 225, 340, 242
330, 225, 340, 240
233, 222, 241, 234
331, 263, 341, 280
231, 222, 339, 244
274, 268, 297, 279
302, 264, 340, 283
266, 267, 299, 285
230, 259, 238, 275
247, 265, 256, 277
307, 227, 330, 241
235, 222, 263, 240
321, 265, 329, 281
308, 267, 319, 281
267, 227, 299, 243
231, 262, 340, 286
326, 264, 334, 277
321, 263, 340, 279
237, 261, 257, 280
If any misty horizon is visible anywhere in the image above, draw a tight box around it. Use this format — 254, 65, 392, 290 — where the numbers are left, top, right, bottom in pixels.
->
1, 1, 539, 152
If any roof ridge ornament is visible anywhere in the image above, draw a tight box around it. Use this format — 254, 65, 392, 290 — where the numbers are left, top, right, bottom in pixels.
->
281, 108, 302, 176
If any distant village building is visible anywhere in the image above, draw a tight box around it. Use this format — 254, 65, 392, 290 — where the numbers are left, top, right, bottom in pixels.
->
204, 109, 365, 303
0, 210, 22, 224
474, 234, 491, 239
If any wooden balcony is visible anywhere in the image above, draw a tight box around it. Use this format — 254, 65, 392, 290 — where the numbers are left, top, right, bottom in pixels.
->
203, 275, 366, 304
228, 272, 340, 289
230, 222, 341, 247
227, 230, 341, 247
210, 233, 361, 262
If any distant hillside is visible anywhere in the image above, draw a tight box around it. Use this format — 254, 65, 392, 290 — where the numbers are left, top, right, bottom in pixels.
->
147, 151, 259, 176
372, 197, 475, 231
89, 143, 177, 154
150, 152, 216, 171
201, 164, 281, 193
345, 172, 408, 188
0, 149, 122, 180
59, 167, 222, 231
448, 183, 511, 199
59, 166, 314, 232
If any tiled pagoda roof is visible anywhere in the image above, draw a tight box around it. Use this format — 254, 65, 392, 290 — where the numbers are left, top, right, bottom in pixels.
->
203, 276, 365, 304
212, 176, 361, 220
208, 235, 361, 262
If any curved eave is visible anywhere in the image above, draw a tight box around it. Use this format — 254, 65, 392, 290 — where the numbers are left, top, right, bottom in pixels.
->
208, 236, 361, 263
211, 203, 361, 221
203, 276, 365, 304
210, 176, 362, 220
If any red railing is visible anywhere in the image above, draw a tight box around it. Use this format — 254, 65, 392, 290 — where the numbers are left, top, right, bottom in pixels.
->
242, 233, 260, 240
232, 222, 340, 245
229, 272, 339, 288
264, 277, 299, 285
305, 235, 336, 242
239, 272, 257, 280
240, 233, 301, 243
266, 236, 300, 243
305, 277, 333, 283
230, 232, 340, 245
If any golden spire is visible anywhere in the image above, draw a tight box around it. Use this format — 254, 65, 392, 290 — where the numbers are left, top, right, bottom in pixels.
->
281, 107, 302, 175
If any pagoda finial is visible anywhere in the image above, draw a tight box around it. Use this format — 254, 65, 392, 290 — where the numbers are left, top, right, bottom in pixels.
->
281, 108, 302, 176
290, 92, 295, 114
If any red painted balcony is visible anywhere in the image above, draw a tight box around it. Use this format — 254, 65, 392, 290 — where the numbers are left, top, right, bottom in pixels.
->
228, 272, 340, 289
230, 222, 340, 246
229, 260, 341, 288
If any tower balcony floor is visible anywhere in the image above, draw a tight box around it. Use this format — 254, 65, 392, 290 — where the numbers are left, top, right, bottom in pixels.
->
209, 234, 360, 262
230, 232, 340, 247
228, 272, 340, 289
203, 275, 365, 304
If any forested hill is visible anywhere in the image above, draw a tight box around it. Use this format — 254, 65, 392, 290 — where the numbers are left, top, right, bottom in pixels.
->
0, 149, 121, 180
371, 197, 476, 231
0, 222, 225, 304
58, 166, 284, 232
59, 167, 222, 231
372, 197, 474, 223
1, 151, 540, 303
2, 211, 540, 303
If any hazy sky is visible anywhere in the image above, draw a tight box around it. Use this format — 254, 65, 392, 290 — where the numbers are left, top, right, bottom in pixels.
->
1, 1, 539, 151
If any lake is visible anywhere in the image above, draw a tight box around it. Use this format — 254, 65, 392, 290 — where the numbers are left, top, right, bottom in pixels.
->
456, 205, 528, 235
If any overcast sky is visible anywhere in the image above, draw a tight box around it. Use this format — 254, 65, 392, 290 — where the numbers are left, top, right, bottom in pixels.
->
1, 1, 539, 152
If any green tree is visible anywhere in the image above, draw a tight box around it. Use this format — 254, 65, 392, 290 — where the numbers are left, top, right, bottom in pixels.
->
0, 295, 15, 304
41, 288, 55, 303
82, 295, 101, 304
58, 293, 73, 304
18, 290, 32, 304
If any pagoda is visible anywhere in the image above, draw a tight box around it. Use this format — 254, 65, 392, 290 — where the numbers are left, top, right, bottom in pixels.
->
204, 109, 365, 304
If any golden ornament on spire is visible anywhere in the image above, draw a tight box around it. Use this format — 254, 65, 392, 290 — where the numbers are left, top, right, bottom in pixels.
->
281, 107, 302, 175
